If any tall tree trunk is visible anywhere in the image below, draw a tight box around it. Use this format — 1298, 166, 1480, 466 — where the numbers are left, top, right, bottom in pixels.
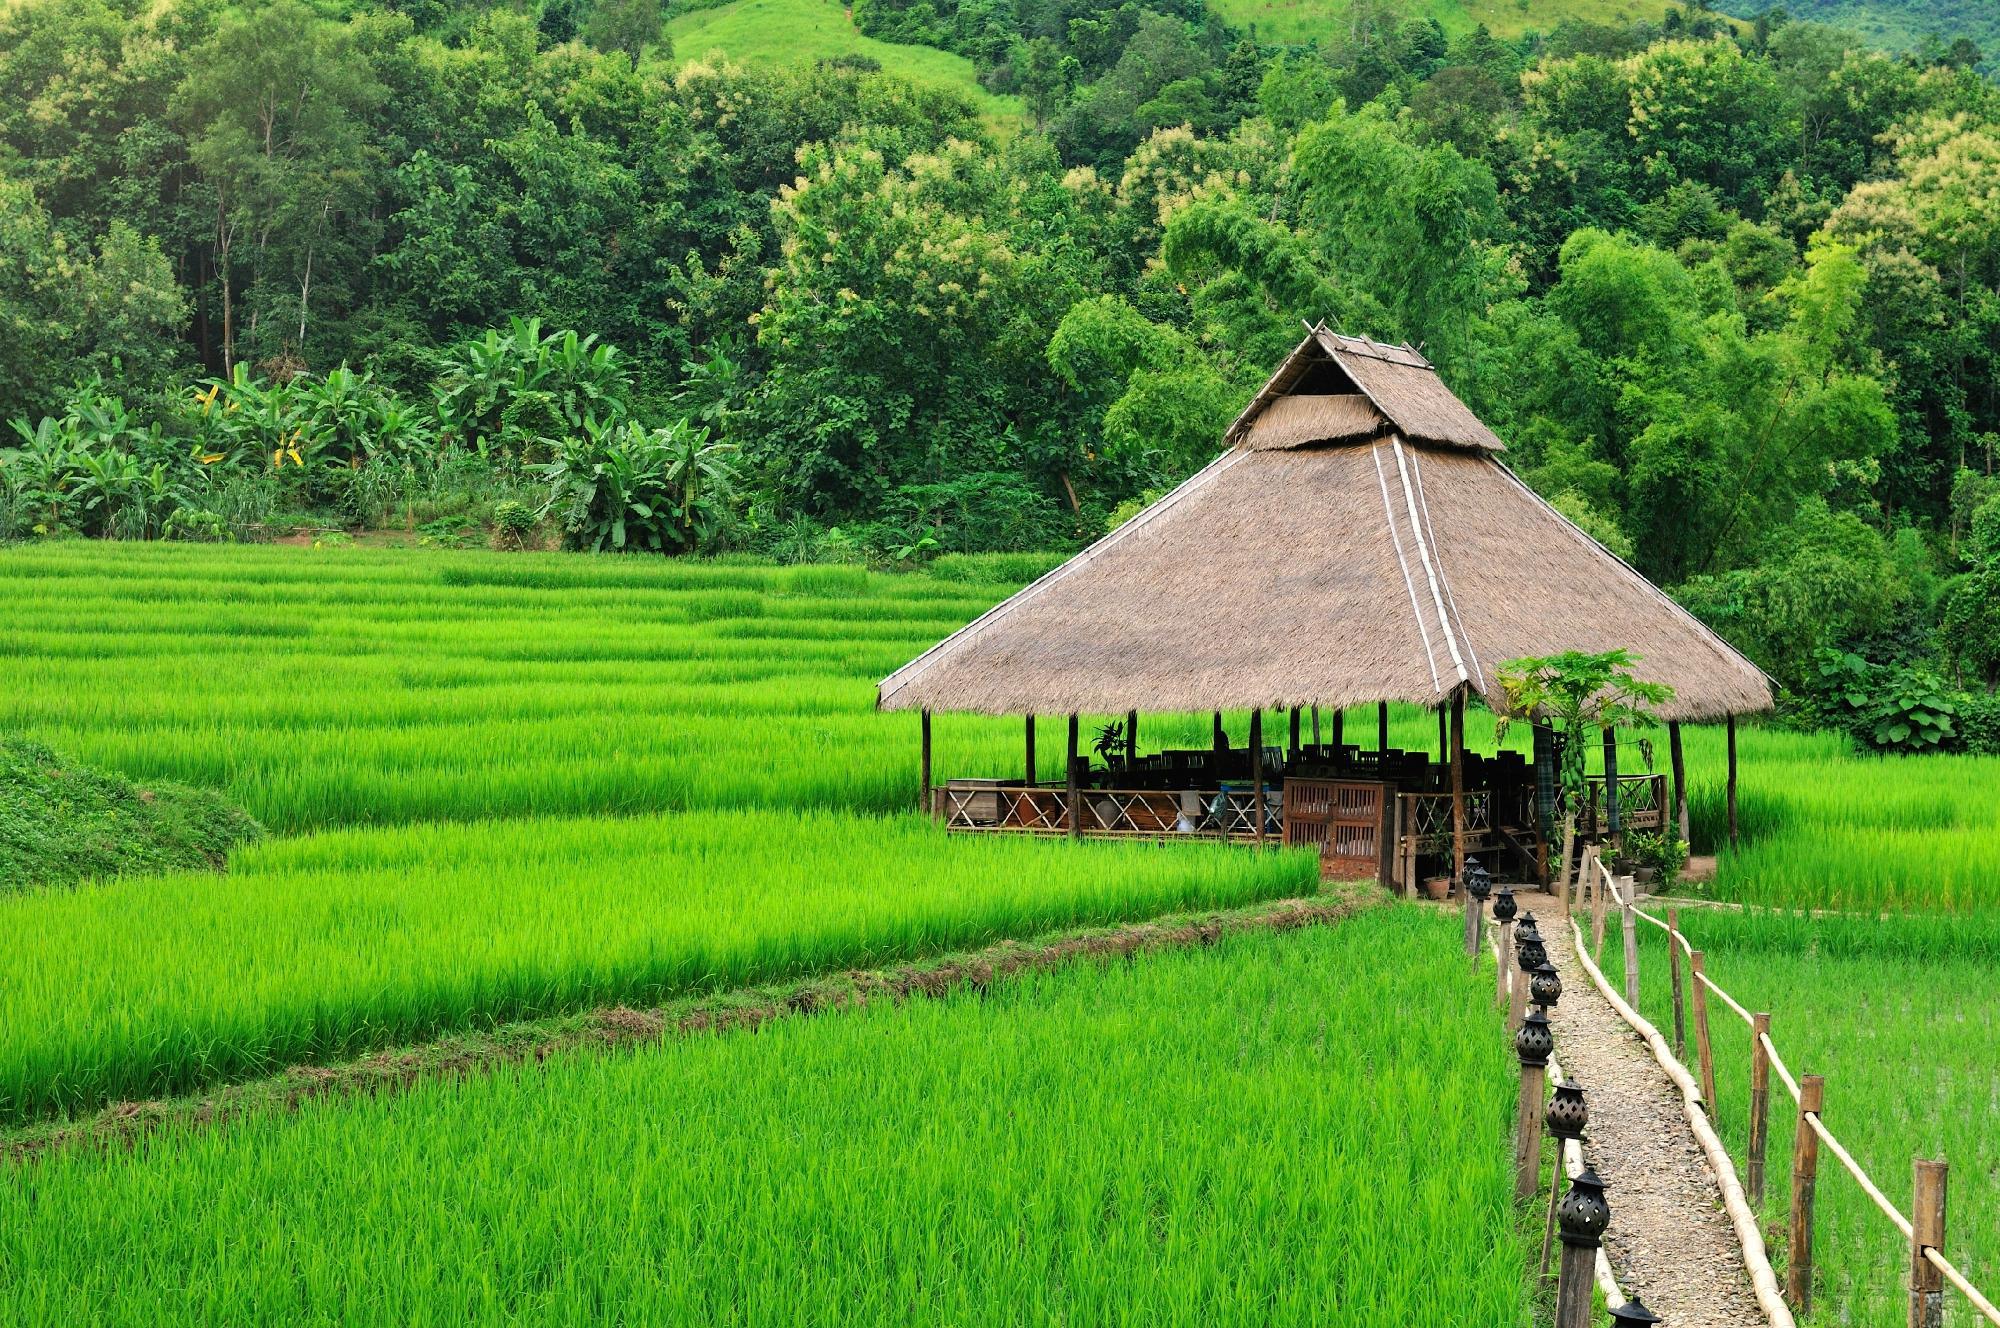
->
1557, 810, 1579, 913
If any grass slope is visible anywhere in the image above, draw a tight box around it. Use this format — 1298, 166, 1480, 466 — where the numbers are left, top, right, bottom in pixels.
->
0, 738, 260, 892
668, 0, 1024, 130
1210, 0, 1660, 45
0, 911, 1531, 1328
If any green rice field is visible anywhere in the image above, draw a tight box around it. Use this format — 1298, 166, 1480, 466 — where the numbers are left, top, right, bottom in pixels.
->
5, 539, 1998, 1326
0, 911, 1530, 1328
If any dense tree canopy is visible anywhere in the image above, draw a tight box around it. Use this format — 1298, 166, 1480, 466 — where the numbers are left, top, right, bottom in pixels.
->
3, 0, 2000, 727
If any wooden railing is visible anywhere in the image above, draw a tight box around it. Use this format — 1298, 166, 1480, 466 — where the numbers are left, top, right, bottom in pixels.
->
1574, 860, 1999, 1327
1568, 773, 1668, 836
936, 782, 1278, 840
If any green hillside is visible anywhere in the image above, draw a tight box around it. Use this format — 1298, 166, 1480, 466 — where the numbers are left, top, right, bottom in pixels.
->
1210, 0, 1673, 45
1734, 0, 1997, 59
667, 0, 1023, 130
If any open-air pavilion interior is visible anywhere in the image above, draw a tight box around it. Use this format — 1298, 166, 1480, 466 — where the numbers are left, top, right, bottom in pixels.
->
878, 327, 1775, 891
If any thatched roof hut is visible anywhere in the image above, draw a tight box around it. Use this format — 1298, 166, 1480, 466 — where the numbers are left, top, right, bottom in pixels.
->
879, 327, 1771, 724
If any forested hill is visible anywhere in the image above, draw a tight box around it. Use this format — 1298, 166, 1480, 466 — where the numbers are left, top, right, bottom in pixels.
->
4, 0, 2000, 728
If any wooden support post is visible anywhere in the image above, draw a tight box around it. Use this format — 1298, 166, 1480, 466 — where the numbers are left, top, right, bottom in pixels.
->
1532, 723, 1556, 888
1691, 950, 1717, 1108
1311, 704, 1321, 745
1749, 1011, 1772, 1205
1250, 708, 1266, 849
1727, 714, 1740, 849
1495, 918, 1514, 1010
1515, 1058, 1546, 1199
1621, 896, 1640, 1009
1668, 904, 1687, 1058
1377, 701, 1389, 754
1602, 726, 1622, 842
1024, 714, 1036, 785
1437, 704, 1449, 764
1555, 1232, 1597, 1328
1288, 707, 1301, 761
1540, 1148, 1564, 1279
1788, 1074, 1824, 1313
1125, 708, 1137, 767
1331, 707, 1344, 749
1450, 688, 1468, 886
920, 708, 932, 815
1668, 720, 1690, 845
1910, 1159, 1947, 1328
1212, 710, 1224, 761
1066, 713, 1081, 841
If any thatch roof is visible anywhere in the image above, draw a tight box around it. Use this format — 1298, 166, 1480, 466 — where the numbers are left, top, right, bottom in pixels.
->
880, 329, 1772, 723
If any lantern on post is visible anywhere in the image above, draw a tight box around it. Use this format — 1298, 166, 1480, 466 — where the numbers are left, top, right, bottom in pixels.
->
1545, 1079, 1588, 1141
1464, 858, 1492, 901
1554, 1169, 1612, 1328
1517, 929, 1549, 975
1540, 1077, 1588, 1277
1492, 886, 1518, 924
1607, 1298, 1663, 1326
1531, 960, 1563, 1011
1514, 1006, 1553, 1199
1515, 1008, 1553, 1067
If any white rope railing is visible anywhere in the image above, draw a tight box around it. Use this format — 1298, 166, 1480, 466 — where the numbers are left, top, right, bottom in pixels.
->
1588, 877, 2000, 1327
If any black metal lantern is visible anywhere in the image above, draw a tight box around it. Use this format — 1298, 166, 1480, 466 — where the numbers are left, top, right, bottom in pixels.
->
1557, 1167, 1611, 1250
1545, 1078, 1588, 1141
1515, 1008, 1553, 1067
1517, 931, 1549, 974
1492, 886, 1518, 924
1516, 912, 1541, 939
1464, 858, 1492, 902
1530, 961, 1562, 1010
1607, 1296, 1663, 1326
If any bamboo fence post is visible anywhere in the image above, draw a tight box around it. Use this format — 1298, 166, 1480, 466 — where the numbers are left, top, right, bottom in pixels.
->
1749, 1011, 1773, 1205
1621, 896, 1640, 1009
1668, 905, 1686, 1058
919, 708, 932, 814
1911, 1159, 1947, 1328
1690, 950, 1717, 1108
1065, 713, 1081, 841
1787, 1074, 1824, 1313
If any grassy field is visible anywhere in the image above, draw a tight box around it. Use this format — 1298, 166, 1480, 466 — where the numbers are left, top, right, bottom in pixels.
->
1207, 0, 1682, 46
0, 910, 1532, 1328
668, 0, 1024, 132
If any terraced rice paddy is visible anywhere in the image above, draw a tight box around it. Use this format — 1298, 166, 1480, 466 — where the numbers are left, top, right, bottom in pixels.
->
0, 911, 1531, 1328
6, 539, 1996, 1326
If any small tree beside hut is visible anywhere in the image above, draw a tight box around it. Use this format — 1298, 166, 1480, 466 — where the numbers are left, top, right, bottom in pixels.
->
1496, 650, 1674, 901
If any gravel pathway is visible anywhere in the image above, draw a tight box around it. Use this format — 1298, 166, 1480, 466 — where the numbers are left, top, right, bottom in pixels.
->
1518, 891, 1764, 1328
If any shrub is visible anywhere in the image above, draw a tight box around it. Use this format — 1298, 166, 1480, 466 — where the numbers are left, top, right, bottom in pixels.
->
490, 499, 538, 550
1809, 649, 1957, 753
1958, 691, 2000, 755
